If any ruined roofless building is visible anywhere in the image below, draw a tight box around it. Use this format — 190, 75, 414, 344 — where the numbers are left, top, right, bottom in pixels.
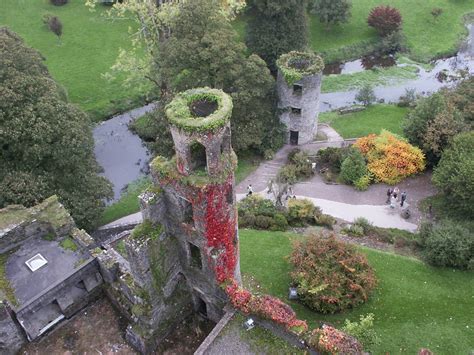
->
276, 51, 324, 145
114, 87, 241, 353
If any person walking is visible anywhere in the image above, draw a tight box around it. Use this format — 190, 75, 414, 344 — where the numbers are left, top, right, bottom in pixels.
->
267, 179, 273, 194
390, 194, 396, 209
247, 184, 253, 196
393, 187, 400, 201
400, 191, 407, 207
386, 188, 392, 204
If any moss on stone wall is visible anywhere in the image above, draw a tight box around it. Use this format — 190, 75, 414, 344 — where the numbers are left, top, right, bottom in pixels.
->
276, 51, 324, 86
165, 88, 233, 133
131, 220, 163, 243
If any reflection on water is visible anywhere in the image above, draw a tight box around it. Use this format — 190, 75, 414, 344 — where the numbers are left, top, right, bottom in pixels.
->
323, 55, 396, 75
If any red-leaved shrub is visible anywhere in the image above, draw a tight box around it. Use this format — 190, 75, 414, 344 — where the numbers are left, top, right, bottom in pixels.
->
309, 325, 363, 355
368, 5, 402, 37
290, 233, 377, 314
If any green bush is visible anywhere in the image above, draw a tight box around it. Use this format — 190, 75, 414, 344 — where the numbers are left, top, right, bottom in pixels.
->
347, 224, 365, 237
315, 214, 336, 229
287, 199, 319, 226
316, 146, 351, 173
432, 131, 474, 218
342, 313, 380, 349
354, 174, 371, 191
287, 148, 302, 163
340, 149, 368, 184
255, 215, 274, 230
353, 217, 374, 234
355, 84, 377, 106
238, 195, 279, 217
290, 233, 377, 314
271, 213, 289, 231
278, 165, 298, 184
420, 220, 474, 270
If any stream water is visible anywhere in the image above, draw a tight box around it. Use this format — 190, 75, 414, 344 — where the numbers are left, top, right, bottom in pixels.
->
320, 24, 474, 112
94, 25, 473, 202
93, 103, 156, 201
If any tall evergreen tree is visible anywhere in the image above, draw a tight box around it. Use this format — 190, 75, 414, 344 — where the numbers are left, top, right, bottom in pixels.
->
0, 27, 112, 230
245, 0, 308, 72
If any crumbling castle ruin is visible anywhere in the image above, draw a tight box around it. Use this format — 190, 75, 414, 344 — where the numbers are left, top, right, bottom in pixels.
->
0, 87, 241, 354
277, 51, 325, 145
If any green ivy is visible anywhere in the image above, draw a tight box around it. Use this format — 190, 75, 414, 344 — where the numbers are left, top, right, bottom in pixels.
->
276, 51, 325, 86
165, 87, 233, 133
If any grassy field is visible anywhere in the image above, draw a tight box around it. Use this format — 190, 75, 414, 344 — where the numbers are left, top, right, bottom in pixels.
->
100, 177, 151, 226
237, 1, 472, 63
0, 0, 149, 121
239, 229, 474, 354
319, 104, 408, 138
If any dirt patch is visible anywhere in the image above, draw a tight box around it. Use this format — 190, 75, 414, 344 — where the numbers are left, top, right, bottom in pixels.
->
21, 298, 136, 355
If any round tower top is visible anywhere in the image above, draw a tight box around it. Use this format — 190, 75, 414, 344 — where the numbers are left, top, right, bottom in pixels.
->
276, 51, 324, 86
165, 87, 233, 133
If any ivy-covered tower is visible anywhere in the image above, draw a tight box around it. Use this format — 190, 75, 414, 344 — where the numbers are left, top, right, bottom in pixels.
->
148, 87, 241, 319
276, 51, 324, 145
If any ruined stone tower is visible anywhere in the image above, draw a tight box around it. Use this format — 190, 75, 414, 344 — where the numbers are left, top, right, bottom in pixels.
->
111, 87, 240, 352
276, 51, 324, 145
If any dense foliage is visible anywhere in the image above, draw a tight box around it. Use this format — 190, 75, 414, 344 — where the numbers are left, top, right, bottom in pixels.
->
290, 233, 377, 314
354, 130, 425, 184
342, 313, 380, 350
420, 220, 473, 270
238, 195, 288, 231
310, 0, 352, 29
367, 5, 402, 37
340, 148, 368, 185
277, 148, 313, 184
0, 28, 112, 230
309, 325, 363, 355
287, 199, 321, 226
245, 0, 308, 72
141, 0, 284, 156
432, 131, 474, 217
403, 79, 473, 165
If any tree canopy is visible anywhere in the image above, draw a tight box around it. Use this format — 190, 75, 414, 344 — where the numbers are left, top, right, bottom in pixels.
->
0, 27, 112, 230
403, 78, 473, 165
245, 0, 308, 72
141, 0, 285, 155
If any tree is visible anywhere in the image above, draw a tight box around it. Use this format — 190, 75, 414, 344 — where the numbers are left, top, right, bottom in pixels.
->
0, 27, 112, 230
403, 80, 472, 165
245, 0, 308, 72
368, 5, 402, 37
310, 0, 352, 30
432, 131, 474, 217
355, 84, 376, 106
145, 0, 285, 155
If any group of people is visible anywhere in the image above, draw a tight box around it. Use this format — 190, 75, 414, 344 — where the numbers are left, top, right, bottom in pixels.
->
386, 187, 407, 208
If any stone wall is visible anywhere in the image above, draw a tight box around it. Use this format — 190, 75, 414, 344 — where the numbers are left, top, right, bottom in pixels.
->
0, 196, 74, 254
277, 69, 323, 145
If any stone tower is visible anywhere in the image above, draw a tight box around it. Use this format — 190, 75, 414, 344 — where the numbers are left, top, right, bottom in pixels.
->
276, 51, 324, 145
113, 88, 240, 352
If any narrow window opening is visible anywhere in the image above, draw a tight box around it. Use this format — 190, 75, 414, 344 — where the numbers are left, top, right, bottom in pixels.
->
190, 142, 207, 172
291, 107, 301, 115
293, 84, 303, 95
189, 242, 202, 269
182, 198, 193, 224
226, 189, 233, 205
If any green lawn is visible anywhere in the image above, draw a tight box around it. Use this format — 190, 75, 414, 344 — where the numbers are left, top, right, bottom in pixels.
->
308, 1, 472, 62
100, 177, 151, 226
0, 0, 149, 121
239, 229, 474, 354
319, 105, 408, 138
235, 153, 262, 184
237, 1, 472, 63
